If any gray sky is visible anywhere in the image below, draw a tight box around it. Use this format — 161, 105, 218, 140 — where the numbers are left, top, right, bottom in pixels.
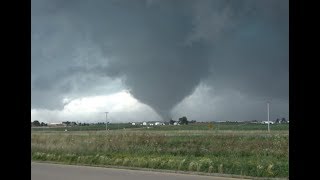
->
31, 0, 288, 123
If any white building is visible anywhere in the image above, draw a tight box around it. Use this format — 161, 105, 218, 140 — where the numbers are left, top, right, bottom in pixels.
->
261, 121, 274, 124
142, 122, 147, 126
131, 122, 136, 126
48, 122, 65, 127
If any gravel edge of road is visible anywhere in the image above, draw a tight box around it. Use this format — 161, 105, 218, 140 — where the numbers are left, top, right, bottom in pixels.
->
31, 161, 288, 180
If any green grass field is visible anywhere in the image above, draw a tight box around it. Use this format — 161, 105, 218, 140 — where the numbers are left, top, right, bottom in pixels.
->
31, 123, 288, 178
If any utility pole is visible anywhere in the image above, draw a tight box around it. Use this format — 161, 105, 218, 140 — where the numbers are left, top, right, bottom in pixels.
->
267, 102, 270, 132
105, 112, 108, 131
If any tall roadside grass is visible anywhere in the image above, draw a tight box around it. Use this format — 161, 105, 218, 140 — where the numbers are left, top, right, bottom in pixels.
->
31, 130, 288, 178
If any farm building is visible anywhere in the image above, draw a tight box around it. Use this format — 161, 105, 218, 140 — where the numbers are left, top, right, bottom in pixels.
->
261, 121, 274, 124
154, 122, 165, 125
155, 122, 165, 125
48, 123, 65, 127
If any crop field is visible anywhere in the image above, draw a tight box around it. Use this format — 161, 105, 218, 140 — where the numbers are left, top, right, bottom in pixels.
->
31, 123, 289, 178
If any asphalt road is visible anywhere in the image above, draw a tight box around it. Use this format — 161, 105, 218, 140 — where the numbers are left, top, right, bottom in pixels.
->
31, 162, 248, 180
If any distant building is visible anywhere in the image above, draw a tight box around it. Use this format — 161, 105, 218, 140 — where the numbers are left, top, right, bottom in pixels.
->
261, 121, 274, 124
142, 122, 147, 126
48, 123, 65, 127
131, 122, 136, 125
155, 122, 161, 126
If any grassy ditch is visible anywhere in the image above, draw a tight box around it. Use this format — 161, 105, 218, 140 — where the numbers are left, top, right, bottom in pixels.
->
32, 130, 288, 178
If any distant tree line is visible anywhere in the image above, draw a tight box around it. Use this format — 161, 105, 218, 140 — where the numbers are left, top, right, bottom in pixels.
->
31, 121, 111, 127
275, 118, 288, 124
31, 120, 47, 127
169, 116, 196, 125
78, 123, 90, 126
62, 121, 78, 126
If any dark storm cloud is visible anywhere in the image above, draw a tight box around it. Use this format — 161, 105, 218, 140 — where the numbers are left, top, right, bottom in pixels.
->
204, 2, 288, 101
32, 0, 288, 120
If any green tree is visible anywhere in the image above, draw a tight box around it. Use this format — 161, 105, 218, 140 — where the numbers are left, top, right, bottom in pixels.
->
32, 120, 40, 127
281, 118, 287, 123
62, 121, 71, 126
169, 119, 176, 125
178, 116, 188, 125
40, 122, 47, 126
